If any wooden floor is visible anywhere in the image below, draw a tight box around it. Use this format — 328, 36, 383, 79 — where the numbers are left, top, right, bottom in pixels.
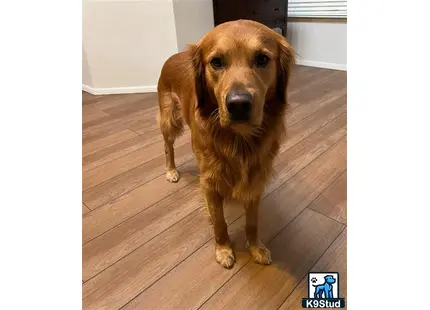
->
82, 65, 347, 310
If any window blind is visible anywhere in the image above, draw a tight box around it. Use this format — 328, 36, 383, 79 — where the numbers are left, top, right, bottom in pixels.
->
288, 0, 347, 18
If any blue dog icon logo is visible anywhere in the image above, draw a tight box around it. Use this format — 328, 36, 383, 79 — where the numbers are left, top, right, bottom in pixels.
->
312, 275, 336, 298
302, 272, 345, 308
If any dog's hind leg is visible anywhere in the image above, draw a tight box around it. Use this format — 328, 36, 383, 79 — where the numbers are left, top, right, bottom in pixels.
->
157, 92, 184, 183
314, 286, 323, 299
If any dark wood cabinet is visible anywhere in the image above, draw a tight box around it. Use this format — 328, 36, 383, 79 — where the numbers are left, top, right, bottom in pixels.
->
213, 0, 288, 35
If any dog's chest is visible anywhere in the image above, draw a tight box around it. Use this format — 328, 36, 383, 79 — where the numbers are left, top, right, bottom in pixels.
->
200, 146, 275, 202
192, 124, 283, 202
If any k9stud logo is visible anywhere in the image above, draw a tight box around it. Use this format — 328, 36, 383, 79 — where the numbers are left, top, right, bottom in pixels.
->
302, 272, 345, 308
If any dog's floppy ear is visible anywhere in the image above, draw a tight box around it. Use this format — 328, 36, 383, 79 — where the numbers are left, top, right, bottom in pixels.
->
276, 35, 295, 103
188, 43, 206, 109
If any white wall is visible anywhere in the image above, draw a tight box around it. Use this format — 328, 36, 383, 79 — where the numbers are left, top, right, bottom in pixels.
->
287, 20, 347, 71
82, 0, 214, 94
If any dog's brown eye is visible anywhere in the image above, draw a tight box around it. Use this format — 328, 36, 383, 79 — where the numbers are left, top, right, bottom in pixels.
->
210, 57, 223, 69
256, 53, 269, 67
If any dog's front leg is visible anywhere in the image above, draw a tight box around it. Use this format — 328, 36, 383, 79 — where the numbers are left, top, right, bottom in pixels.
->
205, 190, 235, 269
245, 197, 272, 265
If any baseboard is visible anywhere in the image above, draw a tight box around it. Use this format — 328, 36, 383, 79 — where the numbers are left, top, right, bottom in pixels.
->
82, 84, 157, 95
295, 59, 347, 71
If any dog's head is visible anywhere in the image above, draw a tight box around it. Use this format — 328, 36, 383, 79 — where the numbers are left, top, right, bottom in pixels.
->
189, 20, 295, 134
324, 275, 336, 284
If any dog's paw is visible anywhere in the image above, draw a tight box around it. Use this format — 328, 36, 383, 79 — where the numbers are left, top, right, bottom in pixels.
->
166, 169, 179, 183
215, 244, 235, 269
248, 242, 272, 265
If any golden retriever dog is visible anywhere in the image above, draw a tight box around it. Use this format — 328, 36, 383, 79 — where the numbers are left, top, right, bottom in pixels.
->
157, 19, 295, 269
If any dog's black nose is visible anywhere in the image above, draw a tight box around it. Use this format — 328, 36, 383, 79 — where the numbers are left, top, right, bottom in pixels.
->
226, 92, 252, 121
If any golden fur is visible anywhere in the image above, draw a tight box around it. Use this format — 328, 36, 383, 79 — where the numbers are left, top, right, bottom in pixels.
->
157, 20, 295, 268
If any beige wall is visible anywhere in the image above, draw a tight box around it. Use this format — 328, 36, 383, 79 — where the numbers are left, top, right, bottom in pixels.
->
287, 20, 347, 71
83, 0, 214, 94
83, 2, 346, 94
83, 0, 179, 92
82, 46, 92, 86
173, 0, 214, 52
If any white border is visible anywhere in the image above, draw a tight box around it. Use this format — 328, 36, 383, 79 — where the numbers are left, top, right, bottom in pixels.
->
2, 1, 430, 309
82, 84, 157, 95
348, 1, 430, 309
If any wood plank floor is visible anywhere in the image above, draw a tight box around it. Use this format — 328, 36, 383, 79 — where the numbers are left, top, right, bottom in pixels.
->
82, 65, 347, 310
